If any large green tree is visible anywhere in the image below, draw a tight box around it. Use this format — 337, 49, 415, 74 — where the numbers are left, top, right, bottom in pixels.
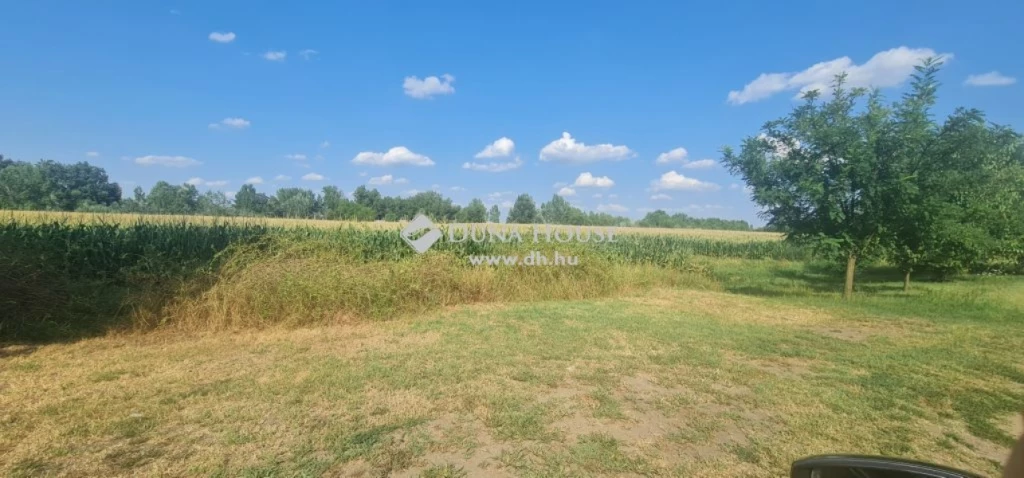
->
539, 194, 586, 225
722, 74, 893, 299
506, 194, 538, 224
458, 198, 488, 223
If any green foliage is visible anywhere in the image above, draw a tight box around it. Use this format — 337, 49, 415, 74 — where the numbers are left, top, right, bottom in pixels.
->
0, 219, 805, 341
0, 160, 119, 210
723, 58, 1024, 292
487, 204, 501, 223
507, 194, 538, 224
637, 209, 753, 231
457, 198, 488, 222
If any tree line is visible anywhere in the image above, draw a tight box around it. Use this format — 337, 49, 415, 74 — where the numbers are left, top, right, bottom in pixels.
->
723, 59, 1024, 296
0, 158, 751, 229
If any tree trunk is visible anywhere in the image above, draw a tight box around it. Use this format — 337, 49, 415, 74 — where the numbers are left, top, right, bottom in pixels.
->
903, 270, 911, 293
844, 252, 857, 300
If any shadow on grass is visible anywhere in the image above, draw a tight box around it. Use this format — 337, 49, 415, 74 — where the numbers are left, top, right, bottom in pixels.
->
710, 259, 1024, 324
0, 264, 219, 345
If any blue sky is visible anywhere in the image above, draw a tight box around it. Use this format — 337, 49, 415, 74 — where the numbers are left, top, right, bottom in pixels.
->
2, 1, 1021, 225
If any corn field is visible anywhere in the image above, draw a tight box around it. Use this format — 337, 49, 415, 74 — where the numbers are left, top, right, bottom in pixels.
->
1, 220, 806, 277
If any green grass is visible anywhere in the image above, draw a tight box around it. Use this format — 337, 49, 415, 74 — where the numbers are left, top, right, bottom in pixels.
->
1, 262, 1021, 476
0, 220, 801, 341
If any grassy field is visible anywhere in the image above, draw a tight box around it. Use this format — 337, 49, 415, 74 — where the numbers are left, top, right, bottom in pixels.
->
2, 260, 1023, 477
1, 212, 1021, 476
0, 210, 783, 241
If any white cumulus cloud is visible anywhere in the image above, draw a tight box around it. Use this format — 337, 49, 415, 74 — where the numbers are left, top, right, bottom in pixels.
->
263, 50, 287, 61
656, 147, 688, 164
557, 187, 576, 197
301, 173, 325, 181
274, 175, 291, 181
475, 137, 515, 158
299, 49, 318, 60
450, 186, 466, 192
540, 132, 634, 163
285, 153, 307, 161
368, 174, 408, 185
650, 193, 672, 200
185, 177, 203, 186
134, 155, 200, 167
244, 176, 264, 185
727, 46, 953, 105
85, 151, 100, 158
208, 32, 236, 43
682, 159, 716, 169
651, 171, 720, 192
352, 147, 434, 166
403, 74, 455, 99
964, 71, 1017, 87
573, 172, 615, 188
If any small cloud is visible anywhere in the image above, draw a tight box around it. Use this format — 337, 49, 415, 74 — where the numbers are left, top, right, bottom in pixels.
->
319, 140, 330, 149
475, 137, 515, 158
402, 189, 423, 197
729, 183, 742, 190
964, 71, 1017, 87
431, 184, 441, 191
301, 172, 325, 181
367, 174, 408, 185
352, 146, 434, 166
651, 171, 720, 192
682, 159, 716, 169
450, 186, 466, 192
274, 174, 291, 181
573, 172, 615, 188
208, 32, 236, 43
403, 74, 455, 99
85, 151, 100, 158
285, 153, 307, 161
557, 187, 576, 197
462, 156, 523, 172
656, 147, 688, 164
553, 182, 567, 188
596, 203, 628, 213
263, 50, 287, 61
208, 117, 250, 130
358, 172, 368, 177
244, 176, 264, 185
540, 132, 634, 163
299, 49, 319, 60
650, 193, 673, 200
592, 193, 603, 199
608, 194, 618, 199
134, 155, 201, 167
488, 191, 515, 201
185, 177, 228, 187
687, 204, 728, 211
